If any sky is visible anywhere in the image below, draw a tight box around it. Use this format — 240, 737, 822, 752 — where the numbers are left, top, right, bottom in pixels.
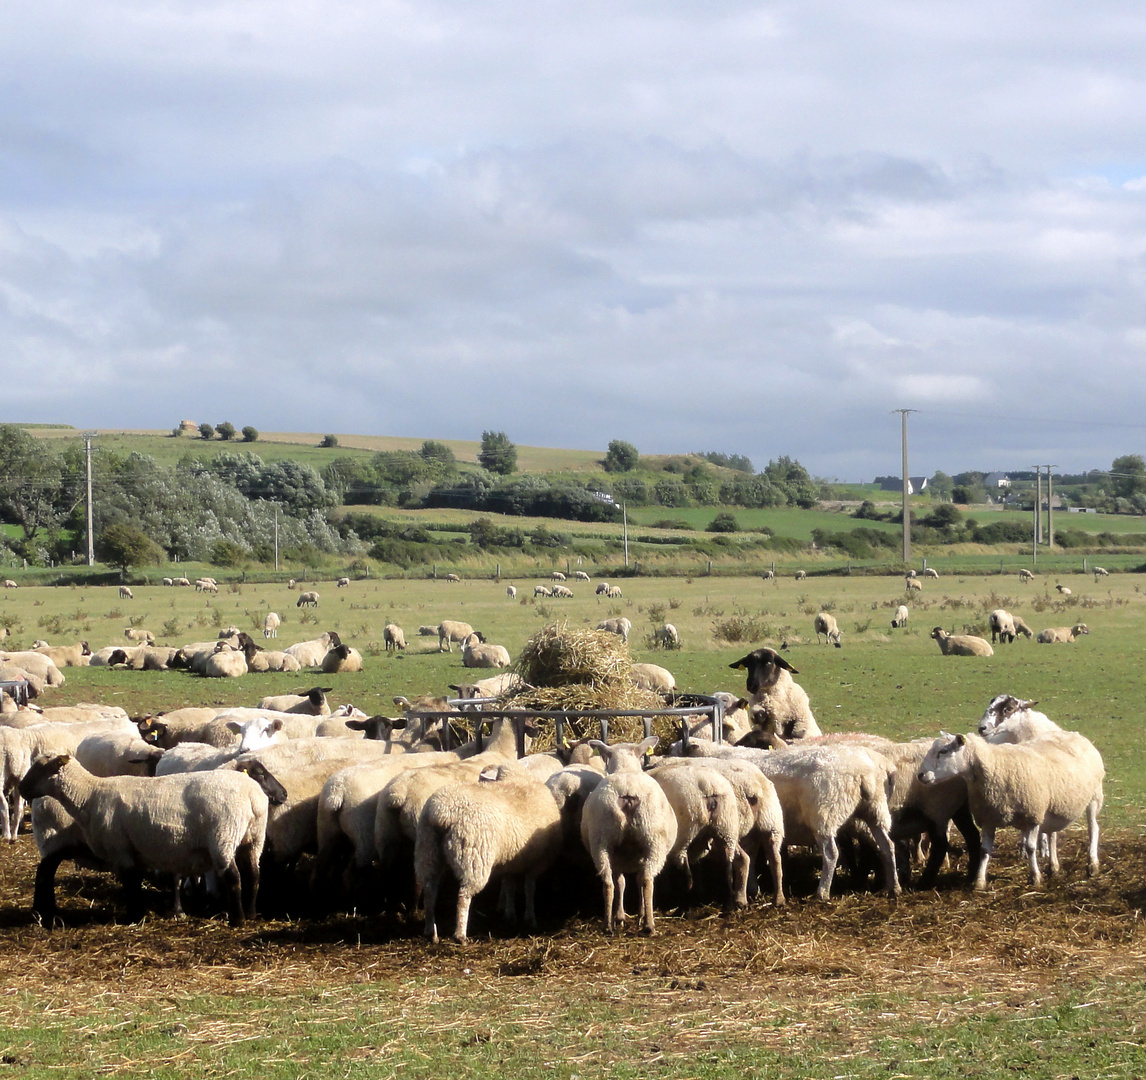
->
3, 1, 1146, 481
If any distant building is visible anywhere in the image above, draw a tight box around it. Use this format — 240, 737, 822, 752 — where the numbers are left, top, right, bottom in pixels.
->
880, 476, 929, 494
984, 472, 1012, 489
175, 419, 198, 435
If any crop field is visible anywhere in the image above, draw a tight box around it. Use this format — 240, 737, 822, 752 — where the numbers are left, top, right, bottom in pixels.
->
1, 572, 1144, 1077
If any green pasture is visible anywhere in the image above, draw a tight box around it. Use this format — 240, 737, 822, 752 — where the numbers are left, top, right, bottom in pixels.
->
4, 570, 1143, 825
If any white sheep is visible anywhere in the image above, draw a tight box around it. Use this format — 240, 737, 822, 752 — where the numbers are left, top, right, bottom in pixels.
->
977, 695, 1059, 742
285, 631, 340, 667
653, 623, 680, 649
202, 643, 248, 678
1018, 568, 1034, 582
930, 627, 994, 657
240, 640, 302, 673
988, 609, 1016, 644
573, 571, 591, 582
918, 731, 1104, 888
891, 604, 909, 629
161, 577, 174, 587
383, 623, 407, 652
761, 570, 775, 581
1037, 623, 1089, 644
533, 585, 552, 598
506, 585, 517, 600
3, 580, 17, 589
580, 738, 678, 934
263, 612, 281, 639
813, 612, 842, 647
1093, 566, 1110, 579
321, 643, 364, 673
256, 687, 332, 715
0, 651, 66, 688
437, 620, 475, 653
461, 633, 510, 669
551, 584, 574, 598
606, 585, 623, 598
905, 577, 922, 592
123, 628, 155, 644
596, 617, 631, 644
444, 573, 461, 583
794, 570, 807, 581
296, 590, 320, 608
18, 753, 273, 925
416, 761, 564, 943
923, 567, 939, 578
550, 571, 566, 581
728, 648, 821, 741
1012, 615, 1035, 639
75, 729, 164, 778
448, 672, 522, 702
337, 577, 350, 588
595, 582, 610, 595
118, 585, 134, 600
1055, 584, 1071, 595
33, 641, 92, 668
629, 663, 675, 693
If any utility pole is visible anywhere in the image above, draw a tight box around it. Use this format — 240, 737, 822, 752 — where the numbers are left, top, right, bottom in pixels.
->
274, 506, 280, 571
623, 504, 629, 567
84, 432, 95, 566
1032, 466, 1042, 545
893, 410, 916, 565
1045, 465, 1057, 546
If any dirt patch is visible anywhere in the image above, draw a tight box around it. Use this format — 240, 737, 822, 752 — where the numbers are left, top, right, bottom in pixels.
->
0, 829, 1143, 1009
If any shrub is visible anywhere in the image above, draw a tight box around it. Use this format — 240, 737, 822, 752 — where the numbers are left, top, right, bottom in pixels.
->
707, 512, 739, 533
241, 426, 259, 443
319, 434, 339, 448
198, 423, 215, 440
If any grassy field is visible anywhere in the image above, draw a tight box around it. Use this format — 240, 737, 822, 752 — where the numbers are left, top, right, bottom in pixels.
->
1, 573, 1144, 1077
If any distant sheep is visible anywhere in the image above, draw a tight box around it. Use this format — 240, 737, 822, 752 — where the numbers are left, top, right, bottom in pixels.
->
1093, 566, 1109, 579
533, 585, 552, 598
1018, 568, 1034, 582
988, 609, 1017, 644
337, 577, 350, 588
506, 586, 517, 600
417, 626, 437, 636
761, 570, 774, 581
930, 627, 994, 657
437, 620, 476, 653
595, 582, 610, 595
550, 571, 566, 581
383, 624, 406, 653
891, 605, 909, 629
118, 586, 134, 600
794, 570, 807, 581
923, 567, 939, 579
572, 571, 591, 582
1037, 623, 1089, 644
653, 623, 680, 649
444, 573, 461, 583
263, 612, 280, 639
124, 628, 155, 644
551, 584, 573, 598
296, 591, 320, 608
813, 612, 841, 647
605, 585, 623, 598
3, 580, 17, 589
905, 578, 922, 592
596, 617, 631, 644
1055, 584, 1071, 596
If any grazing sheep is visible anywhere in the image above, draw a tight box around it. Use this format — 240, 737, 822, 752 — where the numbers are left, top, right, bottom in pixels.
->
444, 573, 461, 583
653, 623, 680, 649
794, 570, 807, 581
321, 643, 364, 674
1037, 623, 1089, 644
606, 585, 623, 598
123, 628, 155, 644
551, 584, 574, 598
296, 590, 320, 608
256, 687, 332, 715
416, 761, 564, 943
891, 605, 910, 629
1093, 566, 1110, 579
337, 577, 350, 588
287, 579, 296, 589
19, 754, 273, 925
550, 571, 566, 581
917, 731, 1104, 888
988, 609, 1017, 644
506, 586, 517, 600
437, 620, 476, 653
580, 738, 678, 934
813, 613, 842, 647
923, 567, 939, 579
1018, 568, 1034, 582
263, 612, 281, 639
383, 624, 407, 653
629, 663, 675, 693
533, 585, 552, 598
3, 580, 17, 589
195, 579, 219, 594
1012, 615, 1035, 639
173, 576, 192, 587
573, 571, 591, 582
761, 570, 775, 581
596, 617, 631, 644
595, 582, 610, 595
118, 586, 134, 600
285, 631, 339, 668
462, 633, 510, 669
728, 648, 821, 740
930, 627, 994, 657
905, 578, 922, 592
161, 577, 174, 587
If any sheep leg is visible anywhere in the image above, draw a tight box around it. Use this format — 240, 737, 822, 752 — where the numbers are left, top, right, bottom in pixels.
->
1022, 826, 1042, 886
727, 842, 750, 910
32, 849, 76, 923
237, 842, 261, 920
815, 835, 840, 900
638, 869, 656, 935
422, 872, 440, 943
951, 804, 981, 884
522, 874, 539, 931
1045, 830, 1060, 876
1086, 799, 1101, 876
0, 783, 11, 842
454, 890, 473, 944
499, 878, 516, 923
973, 827, 995, 890
763, 834, 785, 906
612, 870, 628, 931
122, 868, 147, 923
221, 860, 245, 926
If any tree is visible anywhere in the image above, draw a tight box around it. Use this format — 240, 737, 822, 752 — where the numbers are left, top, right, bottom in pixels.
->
1110, 455, 1146, 499
98, 522, 162, 572
928, 471, 954, 500
241, 425, 259, 443
478, 431, 517, 475
215, 422, 236, 441
198, 423, 215, 440
420, 440, 456, 467
319, 434, 339, 448
0, 424, 65, 554
603, 439, 640, 473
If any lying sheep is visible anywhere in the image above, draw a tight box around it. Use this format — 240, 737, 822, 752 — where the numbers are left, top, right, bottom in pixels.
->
383, 624, 406, 653
19, 754, 274, 926
296, 590, 320, 608
263, 612, 281, 639
202, 642, 248, 678
597, 617, 631, 644
118, 586, 134, 600
321, 643, 364, 674
123, 628, 155, 644
930, 627, 994, 657
728, 648, 820, 740
1037, 623, 1089, 644
630, 663, 675, 693
417, 626, 437, 637
580, 738, 678, 934
918, 731, 1104, 888
437, 620, 475, 653
461, 633, 510, 669
240, 639, 302, 673
416, 761, 564, 943
285, 631, 339, 668
0, 651, 65, 689
813, 613, 842, 647
891, 605, 909, 629
256, 687, 332, 715
1055, 584, 1071, 595
33, 641, 91, 668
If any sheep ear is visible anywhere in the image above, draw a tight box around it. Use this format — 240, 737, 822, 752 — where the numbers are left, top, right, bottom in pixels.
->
955, 733, 966, 746
638, 735, 659, 757
728, 656, 749, 670
393, 696, 410, 708
587, 739, 610, 755
269, 718, 284, 733
775, 655, 799, 674
225, 720, 242, 734
1021, 700, 1038, 709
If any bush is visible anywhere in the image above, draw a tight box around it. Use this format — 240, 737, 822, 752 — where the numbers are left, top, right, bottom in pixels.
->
319, 434, 339, 448
707, 512, 739, 533
241, 426, 259, 443
198, 423, 215, 440
215, 422, 236, 441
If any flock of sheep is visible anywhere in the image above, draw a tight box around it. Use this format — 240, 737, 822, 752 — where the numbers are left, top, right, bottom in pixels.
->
0, 562, 1108, 942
